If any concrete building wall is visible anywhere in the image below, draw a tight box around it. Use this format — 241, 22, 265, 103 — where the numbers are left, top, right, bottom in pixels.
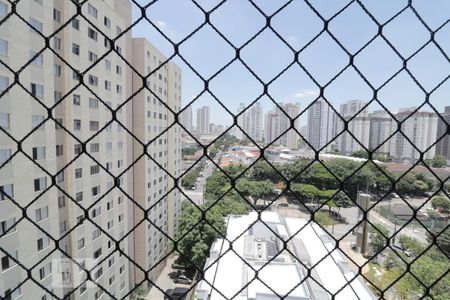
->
436, 106, 450, 160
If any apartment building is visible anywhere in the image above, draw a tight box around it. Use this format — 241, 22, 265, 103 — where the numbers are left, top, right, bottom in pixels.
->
0, 1, 181, 299
131, 37, 182, 287
196, 106, 210, 135
436, 106, 450, 160
369, 110, 393, 156
336, 100, 370, 155
237, 102, 263, 142
389, 109, 438, 161
307, 98, 339, 151
180, 104, 193, 134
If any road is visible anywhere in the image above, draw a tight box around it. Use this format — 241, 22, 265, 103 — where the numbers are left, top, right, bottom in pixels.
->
181, 157, 218, 206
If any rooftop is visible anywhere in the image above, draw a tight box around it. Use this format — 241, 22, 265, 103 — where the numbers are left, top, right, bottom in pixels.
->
196, 212, 375, 300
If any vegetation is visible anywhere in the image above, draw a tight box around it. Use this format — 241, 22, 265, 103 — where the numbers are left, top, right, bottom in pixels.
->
130, 284, 147, 300
371, 237, 450, 300
182, 146, 199, 157
181, 167, 201, 189
369, 223, 390, 254
427, 155, 448, 168
235, 179, 274, 203
428, 227, 450, 256
431, 195, 450, 214
314, 211, 335, 226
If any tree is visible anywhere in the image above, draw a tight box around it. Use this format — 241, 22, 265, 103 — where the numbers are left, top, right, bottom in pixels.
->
291, 183, 319, 201
248, 160, 282, 182
429, 227, 450, 256
431, 195, 450, 214
236, 179, 274, 202
181, 167, 201, 189
398, 235, 424, 257
430, 155, 448, 168
131, 284, 147, 300
182, 147, 198, 156
175, 203, 226, 269
351, 149, 369, 158
369, 223, 390, 254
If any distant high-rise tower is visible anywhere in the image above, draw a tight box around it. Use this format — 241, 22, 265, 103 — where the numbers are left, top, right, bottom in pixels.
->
307, 99, 338, 151
390, 109, 438, 161
237, 102, 264, 142
337, 100, 370, 154
436, 106, 450, 160
369, 110, 392, 156
196, 106, 210, 134
180, 104, 193, 134
264, 103, 300, 148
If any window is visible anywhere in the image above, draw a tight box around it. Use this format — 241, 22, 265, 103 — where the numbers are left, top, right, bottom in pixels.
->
0, 149, 11, 164
93, 248, 102, 259
0, 218, 16, 235
77, 238, 85, 250
59, 221, 67, 234
92, 186, 100, 196
94, 267, 103, 279
0, 75, 8, 91
74, 144, 82, 155
89, 121, 99, 131
53, 64, 61, 76
31, 115, 44, 129
0, 39, 7, 56
72, 43, 80, 55
116, 26, 122, 35
56, 145, 63, 156
75, 192, 83, 202
107, 200, 113, 210
53, 9, 61, 22
92, 228, 101, 240
90, 165, 100, 175
32, 147, 46, 160
72, 18, 79, 30
88, 4, 97, 18
80, 283, 87, 295
104, 17, 111, 28
29, 17, 43, 33
88, 28, 97, 41
52, 37, 61, 50
90, 143, 99, 153
0, 2, 7, 18
0, 184, 13, 200
35, 206, 49, 221
54, 91, 62, 103
89, 98, 98, 109
116, 65, 122, 75
31, 83, 44, 99
58, 196, 65, 208
104, 80, 111, 90
88, 51, 97, 62
73, 94, 80, 105
39, 262, 52, 280
73, 119, 81, 130
117, 160, 123, 168
75, 168, 82, 179
1, 251, 18, 271
0, 112, 9, 129
116, 85, 122, 94
37, 236, 50, 251
34, 177, 47, 192
105, 59, 111, 70
88, 75, 98, 86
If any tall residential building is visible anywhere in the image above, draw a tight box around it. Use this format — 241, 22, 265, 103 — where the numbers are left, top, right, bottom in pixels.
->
131, 38, 182, 287
369, 110, 393, 156
264, 110, 280, 145
336, 100, 370, 154
0, 1, 181, 299
180, 104, 193, 134
389, 109, 438, 161
237, 102, 264, 142
436, 106, 450, 160
196, 106, 210, 134
307, 99, 338, 151
0, 1, 133, 299
263, 103, 300, 148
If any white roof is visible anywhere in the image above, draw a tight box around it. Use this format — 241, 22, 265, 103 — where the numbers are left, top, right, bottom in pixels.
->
196, 212, 374, 300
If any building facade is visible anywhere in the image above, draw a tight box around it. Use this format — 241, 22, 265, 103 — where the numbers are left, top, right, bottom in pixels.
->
0, 1, 181, 299
336, 100, 370, 155
389, 109, 438, 161
237, 102, 263, 142
180, 104, 193, 135
369, 110, 393, 156
307, 98, 338, 151
436, 106, 450, 160
131, 38, 182, 287
196, 106, 210, 135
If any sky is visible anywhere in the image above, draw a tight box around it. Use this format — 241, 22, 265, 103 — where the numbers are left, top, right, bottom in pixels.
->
130, 0, 450, 127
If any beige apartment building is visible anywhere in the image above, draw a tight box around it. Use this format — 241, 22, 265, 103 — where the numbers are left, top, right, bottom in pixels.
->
0, 1, 181, 299
131, 38, 182, 288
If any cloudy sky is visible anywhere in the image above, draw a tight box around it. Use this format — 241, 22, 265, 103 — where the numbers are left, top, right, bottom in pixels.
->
131, 0, 450, 126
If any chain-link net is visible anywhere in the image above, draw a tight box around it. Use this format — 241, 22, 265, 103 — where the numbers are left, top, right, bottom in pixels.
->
0, 0, 449, 299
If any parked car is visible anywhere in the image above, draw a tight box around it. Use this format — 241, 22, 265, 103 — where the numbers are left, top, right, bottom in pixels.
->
174, 274, 192, 285
278, 203, 289, 207
164, 287, 189, 300
169, 270, 185, 279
